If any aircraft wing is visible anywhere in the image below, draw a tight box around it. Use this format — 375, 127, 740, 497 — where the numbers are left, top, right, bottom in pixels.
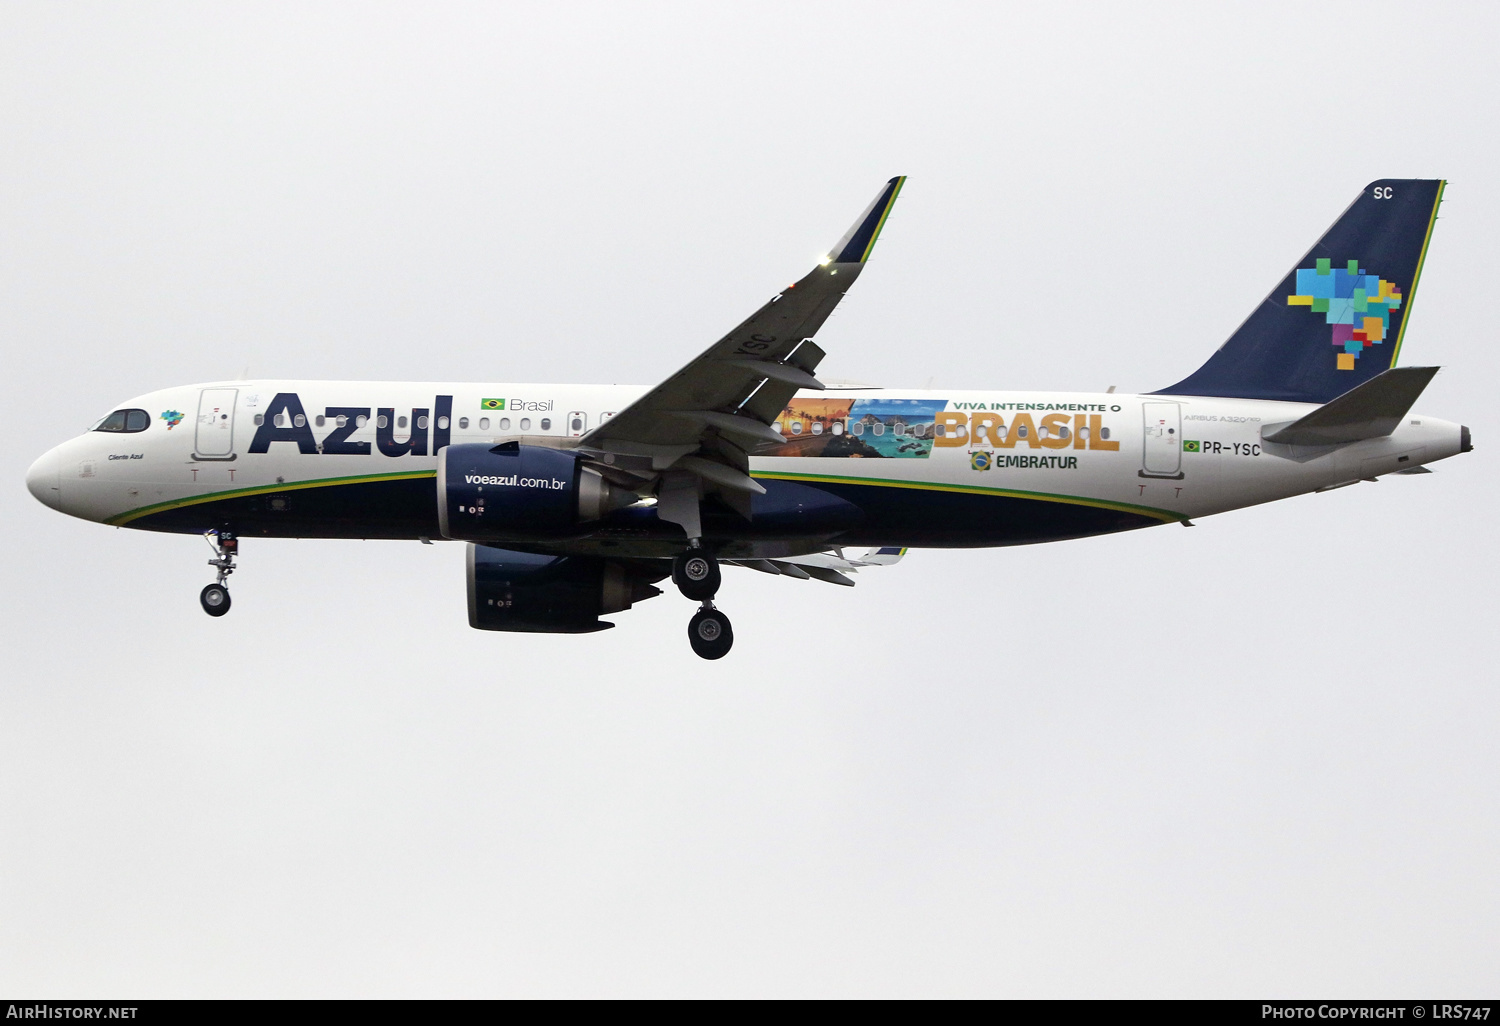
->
725, 547, 908, 587
575, 177, 906, 536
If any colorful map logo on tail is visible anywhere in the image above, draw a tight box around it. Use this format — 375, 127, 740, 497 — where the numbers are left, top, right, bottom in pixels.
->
1288, 258, 1402, 371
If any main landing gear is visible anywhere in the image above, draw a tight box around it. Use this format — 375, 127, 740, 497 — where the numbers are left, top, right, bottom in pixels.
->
673, 548, 732, 659
200, 530, 237, 617
671, 549, 721, 601
688, 603, 733, 660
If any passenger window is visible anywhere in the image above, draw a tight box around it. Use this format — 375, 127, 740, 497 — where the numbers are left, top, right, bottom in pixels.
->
520, 418, 531, 431
540, 418, 551, 431
336, 415, 347, 428
294, 413, 306, 428
852, 422, 864, 436
1058, 426, 1070, 440
377, 414, 389, 429
789, 421, 803, 435
832, 422, 844, 436
1017, 425, 1028, 438
254, 414, 265, 426
355, 414, 368, 428
498, 417, 509, 430
570, 416, 583, 432
811, 422, 823, 435
458, 417, 469, 429
1100, 427, 1111, 440
478, 417, 490, 430
418, 415, 429, 430
398, 416, 408, 429
315, 415, 325, 428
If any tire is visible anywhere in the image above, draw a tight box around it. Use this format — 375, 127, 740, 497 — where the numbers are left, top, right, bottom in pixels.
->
200, 583, 231, 617
672, 550, 720, 601
687, 608, 733, 660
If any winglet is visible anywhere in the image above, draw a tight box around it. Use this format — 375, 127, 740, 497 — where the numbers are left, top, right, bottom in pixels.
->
826, 176, 906, 265
858, 546, 907, 565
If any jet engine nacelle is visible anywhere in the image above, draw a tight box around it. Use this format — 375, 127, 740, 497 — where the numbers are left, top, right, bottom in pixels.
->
438, 442, 635, 541
467, 545, 662, 633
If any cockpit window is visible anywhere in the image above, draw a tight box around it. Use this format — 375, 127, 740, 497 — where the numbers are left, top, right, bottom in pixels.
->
95, 409, 151, 433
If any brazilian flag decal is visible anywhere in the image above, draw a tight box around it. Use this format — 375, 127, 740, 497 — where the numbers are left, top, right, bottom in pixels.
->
481, 398, 505, 411
1183, 439, 1201, 452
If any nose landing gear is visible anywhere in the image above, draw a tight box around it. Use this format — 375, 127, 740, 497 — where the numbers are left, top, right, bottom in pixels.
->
674, 548, 732, 659
200, 530, 237, 617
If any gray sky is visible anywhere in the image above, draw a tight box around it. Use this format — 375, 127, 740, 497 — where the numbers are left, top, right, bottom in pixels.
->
3, 1, 1497, 997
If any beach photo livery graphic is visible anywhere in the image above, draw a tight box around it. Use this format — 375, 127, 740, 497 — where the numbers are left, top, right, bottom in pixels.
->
766, 398, 946, 458
1287, 258, 1402, 371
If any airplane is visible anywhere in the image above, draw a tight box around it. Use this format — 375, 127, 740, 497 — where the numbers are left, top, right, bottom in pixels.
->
25, 177, 1470, 659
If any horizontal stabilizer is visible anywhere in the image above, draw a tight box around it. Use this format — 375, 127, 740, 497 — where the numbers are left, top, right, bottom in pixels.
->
1263, 366, 1439, 446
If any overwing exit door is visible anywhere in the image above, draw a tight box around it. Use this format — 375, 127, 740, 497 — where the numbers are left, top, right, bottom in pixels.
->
567, 411, 588, 437
1141, 401, 1183, 478
195, 388, 238, 458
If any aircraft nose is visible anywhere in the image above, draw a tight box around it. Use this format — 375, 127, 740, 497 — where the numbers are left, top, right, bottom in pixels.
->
26, 448, 62, 510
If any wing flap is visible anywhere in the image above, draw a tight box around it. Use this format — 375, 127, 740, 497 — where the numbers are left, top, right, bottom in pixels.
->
724, 546, 908, 588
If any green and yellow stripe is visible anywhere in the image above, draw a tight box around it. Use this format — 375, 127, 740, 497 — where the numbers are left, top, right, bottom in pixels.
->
857, 175, 906, 263
752, 469, 1185, 523
107, 464, 1183, 530
1390, 179, 1446, 367
106, 469, 437, 526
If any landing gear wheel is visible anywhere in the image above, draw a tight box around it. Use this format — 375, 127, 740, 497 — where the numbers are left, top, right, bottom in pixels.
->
200, 583, 231, 617
688, 607, 733, 660
201, 529, 238, 616
672, 550, 720, 601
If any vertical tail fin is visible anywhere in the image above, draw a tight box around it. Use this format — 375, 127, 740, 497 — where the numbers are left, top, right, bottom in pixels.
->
1156, 180, 1444, 404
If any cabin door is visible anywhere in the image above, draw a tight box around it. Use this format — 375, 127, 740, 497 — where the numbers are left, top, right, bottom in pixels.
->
195, 388, 238, 458
1141, 401, 1182, 478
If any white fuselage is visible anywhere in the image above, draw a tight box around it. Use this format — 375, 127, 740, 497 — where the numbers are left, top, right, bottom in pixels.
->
26, 380, 1466, 541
